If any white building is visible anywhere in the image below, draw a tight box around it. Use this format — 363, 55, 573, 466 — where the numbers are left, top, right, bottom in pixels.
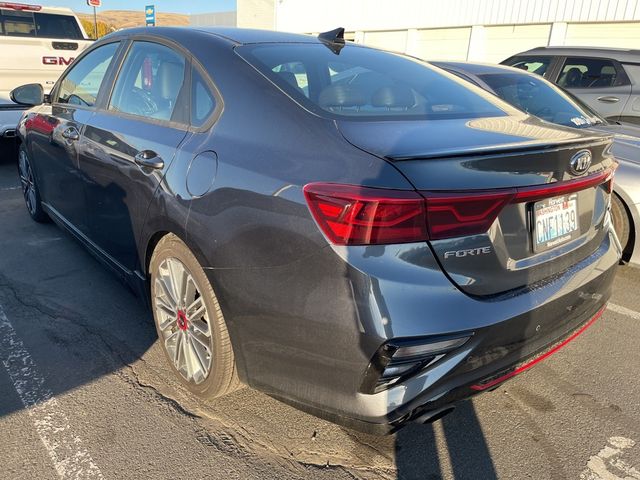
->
201, 0, 640, 63
190, 11, 237, 28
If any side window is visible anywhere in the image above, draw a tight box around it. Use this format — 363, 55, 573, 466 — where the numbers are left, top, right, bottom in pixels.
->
0, 10, 36, 36
272, 61, 309, 97
557, 57, 630, 89
56, 42, 120, 107
191, 67, 216, 127
622, 64, 640, 85
34, 13, 83, 40
109, 42, 187, 123
503, 56, 552, 78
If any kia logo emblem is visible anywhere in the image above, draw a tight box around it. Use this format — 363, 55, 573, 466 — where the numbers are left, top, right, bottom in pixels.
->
569, 150, 592, 175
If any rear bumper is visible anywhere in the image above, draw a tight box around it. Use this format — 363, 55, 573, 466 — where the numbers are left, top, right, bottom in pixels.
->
207, 228, 619, 435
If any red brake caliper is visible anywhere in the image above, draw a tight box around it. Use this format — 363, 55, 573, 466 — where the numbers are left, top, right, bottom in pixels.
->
176, 310, 188, 331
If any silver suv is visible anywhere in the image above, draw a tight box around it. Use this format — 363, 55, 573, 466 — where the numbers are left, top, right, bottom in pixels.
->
502, 47, 640, 126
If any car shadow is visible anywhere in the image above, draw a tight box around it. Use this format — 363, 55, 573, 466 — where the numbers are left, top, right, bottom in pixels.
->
0, 159, 158, 419
394, 401, 497, 479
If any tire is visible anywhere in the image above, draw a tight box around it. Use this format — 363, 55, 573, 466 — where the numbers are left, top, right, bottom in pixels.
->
611, 193, 631, 259
149, 234, 240, 398
17, 144, 49, 223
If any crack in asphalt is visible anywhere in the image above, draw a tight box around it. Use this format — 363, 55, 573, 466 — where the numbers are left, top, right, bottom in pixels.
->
121, 364, 202, 420
0, 273, 374, 479
0, 273, 204, 420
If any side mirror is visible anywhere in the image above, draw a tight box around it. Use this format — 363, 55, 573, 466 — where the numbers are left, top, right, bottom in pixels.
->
10, 84, 44, 106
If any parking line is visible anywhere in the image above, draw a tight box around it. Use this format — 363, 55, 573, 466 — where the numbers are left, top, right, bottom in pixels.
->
0, 305, 103, 479
608, 303, 640, 321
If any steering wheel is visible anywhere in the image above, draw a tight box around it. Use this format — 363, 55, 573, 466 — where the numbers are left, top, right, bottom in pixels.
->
66, 94, 90, 107
126, 88, 158, 116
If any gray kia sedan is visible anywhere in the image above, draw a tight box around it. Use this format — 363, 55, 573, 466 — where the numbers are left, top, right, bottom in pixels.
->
11, 27, 619, 433
502, 46, 640, 125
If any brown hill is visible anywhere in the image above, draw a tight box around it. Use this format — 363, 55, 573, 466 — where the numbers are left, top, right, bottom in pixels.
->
77, 9, 189, 30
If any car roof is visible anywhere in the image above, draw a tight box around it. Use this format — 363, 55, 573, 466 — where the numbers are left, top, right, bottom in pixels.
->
512, 46, 640, 63
105, 26, 324, 46
192, 27, 322, 44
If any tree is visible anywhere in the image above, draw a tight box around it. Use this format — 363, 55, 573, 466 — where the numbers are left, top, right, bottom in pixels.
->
80, 18, 114, 39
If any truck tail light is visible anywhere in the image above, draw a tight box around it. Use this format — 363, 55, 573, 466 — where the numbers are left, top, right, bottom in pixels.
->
0, 2, 42, 11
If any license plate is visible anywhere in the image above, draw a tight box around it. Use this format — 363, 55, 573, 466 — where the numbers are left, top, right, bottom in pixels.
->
533, 194, 579, 252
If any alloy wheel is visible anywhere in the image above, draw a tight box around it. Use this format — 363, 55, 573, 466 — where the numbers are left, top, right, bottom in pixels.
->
153, 257, 212, 384
18, 149, 37, 215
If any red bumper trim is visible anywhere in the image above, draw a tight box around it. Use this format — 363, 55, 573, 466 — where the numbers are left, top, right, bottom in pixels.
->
470, 305, 606, 391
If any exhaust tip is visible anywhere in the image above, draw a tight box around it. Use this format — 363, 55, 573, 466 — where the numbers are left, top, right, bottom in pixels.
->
412, 406, 455, 425
3, 129, 17, 138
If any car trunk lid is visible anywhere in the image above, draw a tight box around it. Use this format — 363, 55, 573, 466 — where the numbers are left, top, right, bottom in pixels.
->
336, 115, 617, 296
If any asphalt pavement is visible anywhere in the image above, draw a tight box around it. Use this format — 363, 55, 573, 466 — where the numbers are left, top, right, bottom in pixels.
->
0, 149, 638, 480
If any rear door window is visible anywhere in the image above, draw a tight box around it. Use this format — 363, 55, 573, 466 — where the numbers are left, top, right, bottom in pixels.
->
0, 10, 83, 39
56, 42, 120, 107
502, 56, 553, 77
34, 13, 83, 39
0, 9, 35, 36
557, 57, 630, 89
109, 41, 187, 123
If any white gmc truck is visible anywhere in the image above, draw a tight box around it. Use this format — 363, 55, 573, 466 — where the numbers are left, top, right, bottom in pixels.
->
0, 2, 92, 139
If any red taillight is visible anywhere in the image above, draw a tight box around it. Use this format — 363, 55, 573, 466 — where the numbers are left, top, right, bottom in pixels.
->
0, 2, 42, 11
304, 167, 615, 246
303, 184, 428, 245
512, 166, 615, 203
425, 192, 515, 239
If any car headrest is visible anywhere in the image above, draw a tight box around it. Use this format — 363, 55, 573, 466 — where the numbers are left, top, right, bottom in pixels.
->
277, 71, 299, 88
371, 85, 415, 108
156, 61, 184, 101
318, 84, 366, 108
563, 67, 583, 87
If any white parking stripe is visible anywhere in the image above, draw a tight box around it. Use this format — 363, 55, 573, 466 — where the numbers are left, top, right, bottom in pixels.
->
580, 436, 640, 480
0, 305, 103, 479
608, 303, 640, 321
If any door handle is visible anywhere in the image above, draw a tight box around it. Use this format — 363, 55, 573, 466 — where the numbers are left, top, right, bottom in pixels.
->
61, 126, 80, 141
134, 150, 164, 169
597, 96, 620, 104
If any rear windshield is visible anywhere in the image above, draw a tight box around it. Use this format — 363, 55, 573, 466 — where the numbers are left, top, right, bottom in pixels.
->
478, 72, 604, 128
0, 10, 83, 39
237, 43, 512, 121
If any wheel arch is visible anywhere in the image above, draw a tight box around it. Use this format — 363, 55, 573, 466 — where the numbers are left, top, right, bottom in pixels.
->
142, 227, 250, 385
613, 188, 637, 263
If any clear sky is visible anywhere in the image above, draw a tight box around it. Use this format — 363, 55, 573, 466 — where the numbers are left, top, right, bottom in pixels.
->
35, 0, 236, 15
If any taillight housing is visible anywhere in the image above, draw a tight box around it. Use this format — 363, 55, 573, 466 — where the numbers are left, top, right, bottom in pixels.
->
0, 2, 42, 11
303, 184, 428, 245
425, 192, 514, 239
304, 167, 615, 246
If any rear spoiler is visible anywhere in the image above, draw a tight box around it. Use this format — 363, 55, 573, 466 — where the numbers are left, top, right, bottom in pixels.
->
387, 136, 613, 161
